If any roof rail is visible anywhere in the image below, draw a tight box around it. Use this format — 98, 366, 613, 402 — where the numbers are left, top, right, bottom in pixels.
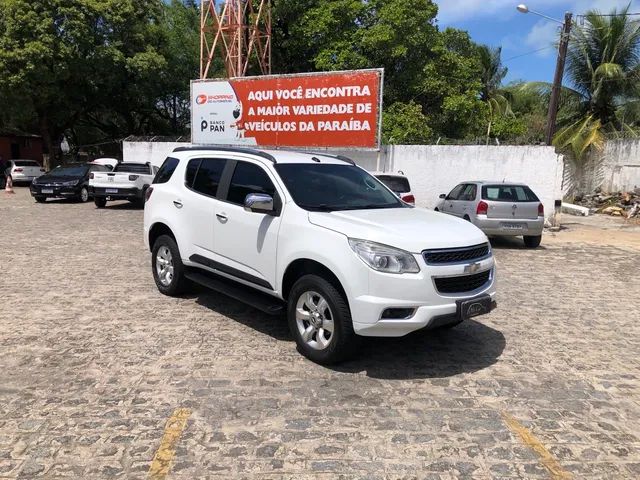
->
172, 145, 277, 163
310, 152, 356, 165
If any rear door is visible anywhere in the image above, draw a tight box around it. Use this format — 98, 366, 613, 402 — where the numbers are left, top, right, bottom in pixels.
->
482, 185, 540, 219
211, 159, 282, 291
455, 183, 477, 218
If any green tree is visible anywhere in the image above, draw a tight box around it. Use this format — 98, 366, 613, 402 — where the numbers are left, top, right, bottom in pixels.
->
552, 5, 640, 159
382, 101, 433, 144
477, 45, 513, 143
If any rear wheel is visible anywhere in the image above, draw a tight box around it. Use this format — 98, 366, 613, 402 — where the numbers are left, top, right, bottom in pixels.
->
523, 235, 542, 248
434, 207, 439, 212
34, 196, 46, 203
288, 274, 357, 364
94, 197, 107, 208
152, 235, 189, 296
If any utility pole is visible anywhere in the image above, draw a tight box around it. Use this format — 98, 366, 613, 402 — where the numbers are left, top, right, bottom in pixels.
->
545, 12, 572, 145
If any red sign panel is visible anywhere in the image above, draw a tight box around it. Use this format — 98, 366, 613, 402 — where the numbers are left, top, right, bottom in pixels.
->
191, 69, 383, 149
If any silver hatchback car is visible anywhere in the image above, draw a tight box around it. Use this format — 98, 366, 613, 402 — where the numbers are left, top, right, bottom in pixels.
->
435, 181, 545, 248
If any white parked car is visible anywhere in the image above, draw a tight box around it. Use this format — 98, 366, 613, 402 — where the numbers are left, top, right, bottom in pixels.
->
373, 171, 415, 205
144, 147, 497, 364
4, 159, 45, 185
90, 162, 158, 208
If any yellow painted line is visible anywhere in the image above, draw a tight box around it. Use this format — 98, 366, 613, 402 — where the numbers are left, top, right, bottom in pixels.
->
502, 412, 572, 480
148, 408, 192, 480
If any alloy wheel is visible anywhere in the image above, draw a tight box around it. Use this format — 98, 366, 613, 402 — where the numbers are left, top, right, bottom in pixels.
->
156, 246, 174, 286
295, 291, 334, 350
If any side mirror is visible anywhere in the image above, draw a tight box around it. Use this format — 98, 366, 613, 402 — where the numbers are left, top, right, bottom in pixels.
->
439, 193, 446, 199
244, 193, 274, 214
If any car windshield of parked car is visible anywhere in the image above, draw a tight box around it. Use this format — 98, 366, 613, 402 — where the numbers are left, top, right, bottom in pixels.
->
274, 163, 404, 211
375, 175, 410, 193
113, 163, 150, 174
14, 160, 40, 167
482, 185, 539, 202
50, 165, 89, 177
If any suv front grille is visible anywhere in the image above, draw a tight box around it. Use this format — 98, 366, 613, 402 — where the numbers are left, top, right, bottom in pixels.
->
423, 243, 490, 265
434, 270, 491, 294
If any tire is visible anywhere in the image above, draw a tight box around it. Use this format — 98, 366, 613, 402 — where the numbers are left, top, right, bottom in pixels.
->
463, 215, 471, 222
523, 235, 542, 248
77, 186, 89, 203
151, 234, 189, 296
94, 197, 107, 208
434, 207, 439, 212
34, 196, 46, 203
287, 274, 358, 364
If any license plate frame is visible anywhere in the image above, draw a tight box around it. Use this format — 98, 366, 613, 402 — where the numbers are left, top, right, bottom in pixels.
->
106, 188, 118, 194
41, 189, 54, 194
457, 295, 493, 321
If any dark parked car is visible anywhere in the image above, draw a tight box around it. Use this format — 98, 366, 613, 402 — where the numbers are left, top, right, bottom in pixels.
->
30, 163, 111, 203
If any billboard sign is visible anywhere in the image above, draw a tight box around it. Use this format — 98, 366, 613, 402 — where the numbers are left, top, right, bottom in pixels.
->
191, 69, 383, 149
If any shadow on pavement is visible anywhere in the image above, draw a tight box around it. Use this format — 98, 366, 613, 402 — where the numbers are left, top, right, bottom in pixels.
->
489, 236, 547, 250
193, 286, 505, 379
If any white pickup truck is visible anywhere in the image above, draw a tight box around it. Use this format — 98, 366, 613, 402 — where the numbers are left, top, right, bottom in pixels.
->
144, 147, 497, 364
90, 162, 157, 208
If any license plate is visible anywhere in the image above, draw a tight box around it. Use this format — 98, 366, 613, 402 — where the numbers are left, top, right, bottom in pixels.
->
108, 177, 114, 182
457, 295, 493, 321
502, 222, 524, 230
41, 189, 53, 194
106, 188, 118, 194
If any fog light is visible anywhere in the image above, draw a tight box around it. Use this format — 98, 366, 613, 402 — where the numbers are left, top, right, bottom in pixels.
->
381, 308, 415, 320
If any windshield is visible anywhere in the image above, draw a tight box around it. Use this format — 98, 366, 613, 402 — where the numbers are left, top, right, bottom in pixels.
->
114, 163, 150, 174
274, 163, 404, 211
14, 160, 40, 167
50, 165, 89, 176
375, 175, 410, 193
482, 185, 539, 202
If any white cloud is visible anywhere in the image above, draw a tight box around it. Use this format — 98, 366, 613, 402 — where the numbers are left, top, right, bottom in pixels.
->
524, 20, 560, 57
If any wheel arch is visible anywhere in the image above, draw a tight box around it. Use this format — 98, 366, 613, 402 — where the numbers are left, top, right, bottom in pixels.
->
148, 222, 176, 252
281, 258, 348, 303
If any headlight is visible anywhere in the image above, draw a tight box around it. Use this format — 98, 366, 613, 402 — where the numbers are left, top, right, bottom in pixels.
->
62, 180, 78, 186
348, 239, 420, 274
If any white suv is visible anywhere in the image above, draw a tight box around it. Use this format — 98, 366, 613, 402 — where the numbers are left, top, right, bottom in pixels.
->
144, 147, 497, 364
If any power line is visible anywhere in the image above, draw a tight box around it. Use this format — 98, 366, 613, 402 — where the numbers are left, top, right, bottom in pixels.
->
504, 46, 555, 62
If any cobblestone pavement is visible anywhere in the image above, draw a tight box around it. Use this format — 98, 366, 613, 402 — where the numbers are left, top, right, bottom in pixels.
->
1, 188, 639, 479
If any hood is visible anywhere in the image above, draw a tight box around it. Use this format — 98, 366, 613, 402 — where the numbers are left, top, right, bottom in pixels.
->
308, 207, 488, 252
37, 174, 83, 184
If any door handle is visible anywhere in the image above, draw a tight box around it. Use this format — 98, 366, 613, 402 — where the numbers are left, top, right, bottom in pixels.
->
216, 213, 227, 221
173, 200, 183, 208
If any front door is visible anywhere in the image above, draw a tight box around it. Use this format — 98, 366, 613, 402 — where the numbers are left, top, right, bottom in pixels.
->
212, 159, 282, 291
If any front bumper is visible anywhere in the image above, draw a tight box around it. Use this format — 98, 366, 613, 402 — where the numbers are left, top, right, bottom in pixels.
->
350, 252, 497, 337
91, 186, 142, 200
473, 215, 544, 236
31, 184, 82, 198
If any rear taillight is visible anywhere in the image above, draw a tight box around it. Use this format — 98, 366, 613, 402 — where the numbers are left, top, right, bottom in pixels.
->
476, 200, 488, 215
89, 172, 94, 179
129, 175, 139, 181
401, 194, 415, 205
538, 202, 544, 216
14, 168, 23, 172
144, 186, 153, 202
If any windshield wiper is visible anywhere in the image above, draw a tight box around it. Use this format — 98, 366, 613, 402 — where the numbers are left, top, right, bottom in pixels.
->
298, 203, 336, 212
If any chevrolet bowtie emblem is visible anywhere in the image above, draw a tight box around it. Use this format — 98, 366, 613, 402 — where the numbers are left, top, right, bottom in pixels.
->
464, 262, 482, 274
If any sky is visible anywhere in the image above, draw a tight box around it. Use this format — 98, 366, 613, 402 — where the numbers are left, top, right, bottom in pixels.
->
437, 0, 640, 84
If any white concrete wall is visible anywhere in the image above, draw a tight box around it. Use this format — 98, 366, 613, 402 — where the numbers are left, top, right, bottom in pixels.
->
123, 141, 187, 167
383, 145, 564, 217
123, 141, 564, 218
597, 139, 640, 192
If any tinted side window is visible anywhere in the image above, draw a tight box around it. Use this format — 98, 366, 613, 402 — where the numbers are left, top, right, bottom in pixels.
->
185, 159, 201, 188
447, 184, 464, 200
460, 184, 477, 201
153, 157, 179, 184
192, 158, 226, 197
227, 162, 276, 205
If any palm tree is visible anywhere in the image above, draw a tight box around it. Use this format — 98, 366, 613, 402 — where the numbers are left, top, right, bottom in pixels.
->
477, 45, 512, 143
553, 5, 640, 159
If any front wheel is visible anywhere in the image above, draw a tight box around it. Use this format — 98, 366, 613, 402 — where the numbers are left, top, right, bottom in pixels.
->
152, 235, 189, 296
94, 197, 107, 208
287, 274, 358, 364
78, 186, 89, 203
523, 235, 542, 248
